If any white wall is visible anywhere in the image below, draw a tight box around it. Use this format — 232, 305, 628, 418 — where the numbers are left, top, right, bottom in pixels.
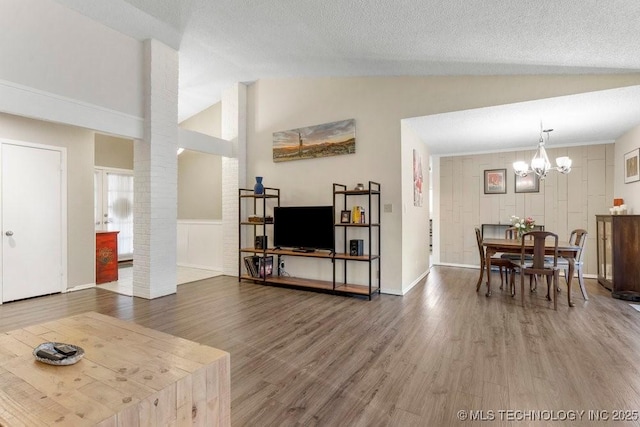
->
613, 124, 640, 212
180, 103, 222, 138
401, 121, 430, 294
178, 103, 223, 220
0, 0, 143, 119
246, 75, 640, 294
0, 112, 95, 289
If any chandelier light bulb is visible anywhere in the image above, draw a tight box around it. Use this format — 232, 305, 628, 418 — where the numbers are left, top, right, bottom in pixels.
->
556, 156, 572, 173
511, 125, 571, 180
513, 161, 529, 176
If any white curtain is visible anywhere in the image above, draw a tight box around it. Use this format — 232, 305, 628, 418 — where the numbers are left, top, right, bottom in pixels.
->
106, 172, 134, 260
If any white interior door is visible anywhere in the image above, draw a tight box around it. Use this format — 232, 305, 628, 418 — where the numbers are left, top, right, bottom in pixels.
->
2, 142, 65, 302
95, 168, 133, 261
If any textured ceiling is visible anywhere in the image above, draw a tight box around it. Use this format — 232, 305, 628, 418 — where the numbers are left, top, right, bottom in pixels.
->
53, 0, 640, 152
406, 85, 640, 155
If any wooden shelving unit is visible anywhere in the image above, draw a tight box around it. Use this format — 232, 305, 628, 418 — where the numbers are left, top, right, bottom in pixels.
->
332, 181, 381, 299
237, 187, 280, 281
238, 182, 381, 299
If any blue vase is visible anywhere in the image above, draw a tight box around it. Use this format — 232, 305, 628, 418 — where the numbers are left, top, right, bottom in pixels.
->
254, 176, 264, 195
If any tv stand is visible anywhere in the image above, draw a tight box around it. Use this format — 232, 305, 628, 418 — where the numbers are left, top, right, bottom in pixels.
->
238, 182, 381, 299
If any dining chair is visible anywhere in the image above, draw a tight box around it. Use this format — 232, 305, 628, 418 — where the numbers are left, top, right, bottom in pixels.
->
504, 226, 518, 240
557, 229, 588, 301
475, 228, 513, 293
501, 226, 535, 293
509, 231, 560, 310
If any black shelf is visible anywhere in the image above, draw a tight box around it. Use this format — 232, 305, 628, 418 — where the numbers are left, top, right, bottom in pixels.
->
238, 187, 280, 282
333, 181, 381, 300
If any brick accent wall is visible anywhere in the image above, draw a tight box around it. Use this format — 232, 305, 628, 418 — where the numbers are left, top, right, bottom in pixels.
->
221, 84, 247, 276
133, 39, 179, 299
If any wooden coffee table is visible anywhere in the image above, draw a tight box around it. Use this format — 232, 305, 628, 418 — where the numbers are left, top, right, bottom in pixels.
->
0, 312, 230, 426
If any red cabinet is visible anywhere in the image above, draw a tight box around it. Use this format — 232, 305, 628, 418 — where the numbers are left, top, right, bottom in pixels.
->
96, 231, 119, 284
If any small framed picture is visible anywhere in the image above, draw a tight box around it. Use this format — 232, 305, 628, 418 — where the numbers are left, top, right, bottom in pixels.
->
624, 148, 640, 184
259, 256, 273, 278
340, 210, 351, 223
484, 169, 507, 194
515, 173, 540, 193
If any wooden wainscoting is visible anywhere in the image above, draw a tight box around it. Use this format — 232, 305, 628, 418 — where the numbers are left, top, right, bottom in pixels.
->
177, 220, 223, 270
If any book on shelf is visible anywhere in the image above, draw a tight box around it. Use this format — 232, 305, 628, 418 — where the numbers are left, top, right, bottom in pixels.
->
243, 257, 253, 277
244, 255, 260, 277
351, 206, 366, 224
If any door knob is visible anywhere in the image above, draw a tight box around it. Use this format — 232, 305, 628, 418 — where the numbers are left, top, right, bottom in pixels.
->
5, 230, 13, 236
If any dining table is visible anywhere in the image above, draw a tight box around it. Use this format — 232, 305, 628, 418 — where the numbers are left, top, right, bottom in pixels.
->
482, 238, 581, 307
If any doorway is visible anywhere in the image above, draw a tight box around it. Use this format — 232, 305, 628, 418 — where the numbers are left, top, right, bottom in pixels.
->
1, 140, 67, 302
94, 168, 134, 261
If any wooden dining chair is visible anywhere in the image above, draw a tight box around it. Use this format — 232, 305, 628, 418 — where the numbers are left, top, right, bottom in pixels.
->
504, 226, 518, 240
501, 226, 535, 293
475, 228, 513, 293
509, 231, 560, 310
557, 229, 588, 300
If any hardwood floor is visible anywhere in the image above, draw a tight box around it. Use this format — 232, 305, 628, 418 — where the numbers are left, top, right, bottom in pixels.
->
2, 267, 640, 426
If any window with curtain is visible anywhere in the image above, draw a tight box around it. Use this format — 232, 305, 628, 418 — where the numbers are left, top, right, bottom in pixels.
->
95, 168, 133, 261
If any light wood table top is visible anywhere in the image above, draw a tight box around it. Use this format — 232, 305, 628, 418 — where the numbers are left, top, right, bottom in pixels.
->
0, 311, 230, 426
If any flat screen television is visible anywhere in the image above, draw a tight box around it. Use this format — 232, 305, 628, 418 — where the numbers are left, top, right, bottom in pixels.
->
273, 206, 334, 252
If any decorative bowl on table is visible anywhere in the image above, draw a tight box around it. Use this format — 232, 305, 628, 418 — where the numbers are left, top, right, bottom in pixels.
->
33, 342, 85, 366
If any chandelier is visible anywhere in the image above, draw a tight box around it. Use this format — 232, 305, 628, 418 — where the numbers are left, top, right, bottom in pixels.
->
513, 124, 572, 180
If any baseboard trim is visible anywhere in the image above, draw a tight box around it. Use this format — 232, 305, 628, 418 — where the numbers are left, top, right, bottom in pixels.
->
65, 283, 96, 293
434, 262, 596, 279
177, 263, 222, 271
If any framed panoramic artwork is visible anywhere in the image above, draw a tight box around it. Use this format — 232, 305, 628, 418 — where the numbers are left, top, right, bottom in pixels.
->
272, 119, 356, 162
484, 169, 507, 194
624, 148, 640, 184
515, 173, 540, 193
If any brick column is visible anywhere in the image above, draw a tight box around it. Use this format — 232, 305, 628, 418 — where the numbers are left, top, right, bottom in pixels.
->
222, 84, 247, 275
133, 39, 178, 299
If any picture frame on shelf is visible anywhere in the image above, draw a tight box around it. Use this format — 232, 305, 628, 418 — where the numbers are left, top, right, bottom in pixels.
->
624, 148, 640, 184
515, 173, 540, 193
484, 169, 507, 194
259, 256, 274, 278
340, 210, 351, 223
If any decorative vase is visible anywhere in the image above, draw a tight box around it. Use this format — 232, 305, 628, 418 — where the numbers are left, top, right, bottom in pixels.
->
254, 176, 264, 195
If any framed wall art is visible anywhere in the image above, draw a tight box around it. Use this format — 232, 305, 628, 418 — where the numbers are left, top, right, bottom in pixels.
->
515, 173, 540, 193
413, 149, 424, 206
484, 169, 506, 194
624, 148, 639, 184
272, 119, 356, 162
